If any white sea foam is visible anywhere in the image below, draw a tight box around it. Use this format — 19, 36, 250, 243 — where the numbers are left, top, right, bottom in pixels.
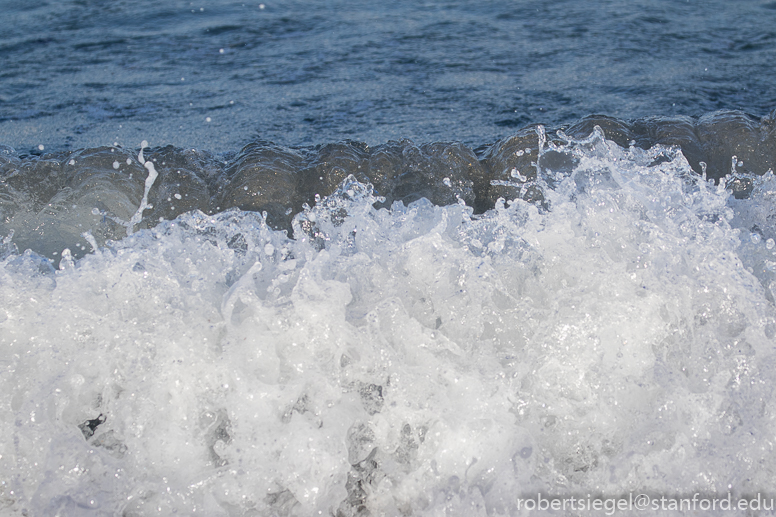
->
1, 132, 775, 515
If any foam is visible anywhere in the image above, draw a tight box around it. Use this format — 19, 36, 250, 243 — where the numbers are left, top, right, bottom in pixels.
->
2, 130, 776, 515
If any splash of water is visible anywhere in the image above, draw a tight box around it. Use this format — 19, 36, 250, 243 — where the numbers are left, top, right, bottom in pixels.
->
1, 129, 775, 516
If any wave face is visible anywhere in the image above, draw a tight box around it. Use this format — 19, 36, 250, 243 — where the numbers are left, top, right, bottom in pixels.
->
3, 126, 776, 515
2, 111, 775, 262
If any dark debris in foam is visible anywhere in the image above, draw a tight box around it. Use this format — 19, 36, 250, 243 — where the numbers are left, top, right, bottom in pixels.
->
1, 109, 775, 251
78, 413, 106, 439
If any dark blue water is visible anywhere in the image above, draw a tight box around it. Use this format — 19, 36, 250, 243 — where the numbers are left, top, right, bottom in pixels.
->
1, 0, 775, 151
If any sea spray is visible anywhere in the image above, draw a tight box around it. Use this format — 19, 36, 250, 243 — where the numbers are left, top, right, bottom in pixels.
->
2, 130, 776, 515
126, 140, 159, 236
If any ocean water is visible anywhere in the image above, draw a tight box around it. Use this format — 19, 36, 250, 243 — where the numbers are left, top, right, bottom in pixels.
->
3, 0, 776, 150
2, 1, 776, 516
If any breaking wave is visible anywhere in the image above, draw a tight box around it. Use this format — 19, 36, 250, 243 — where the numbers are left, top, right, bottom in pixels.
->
2, 112, 776, 515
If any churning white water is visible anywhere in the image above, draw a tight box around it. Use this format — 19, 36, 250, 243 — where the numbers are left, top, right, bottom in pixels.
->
2, 130, 776, 515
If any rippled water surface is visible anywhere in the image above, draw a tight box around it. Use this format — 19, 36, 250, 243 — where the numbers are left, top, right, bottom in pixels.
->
1, 0, 775, 151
